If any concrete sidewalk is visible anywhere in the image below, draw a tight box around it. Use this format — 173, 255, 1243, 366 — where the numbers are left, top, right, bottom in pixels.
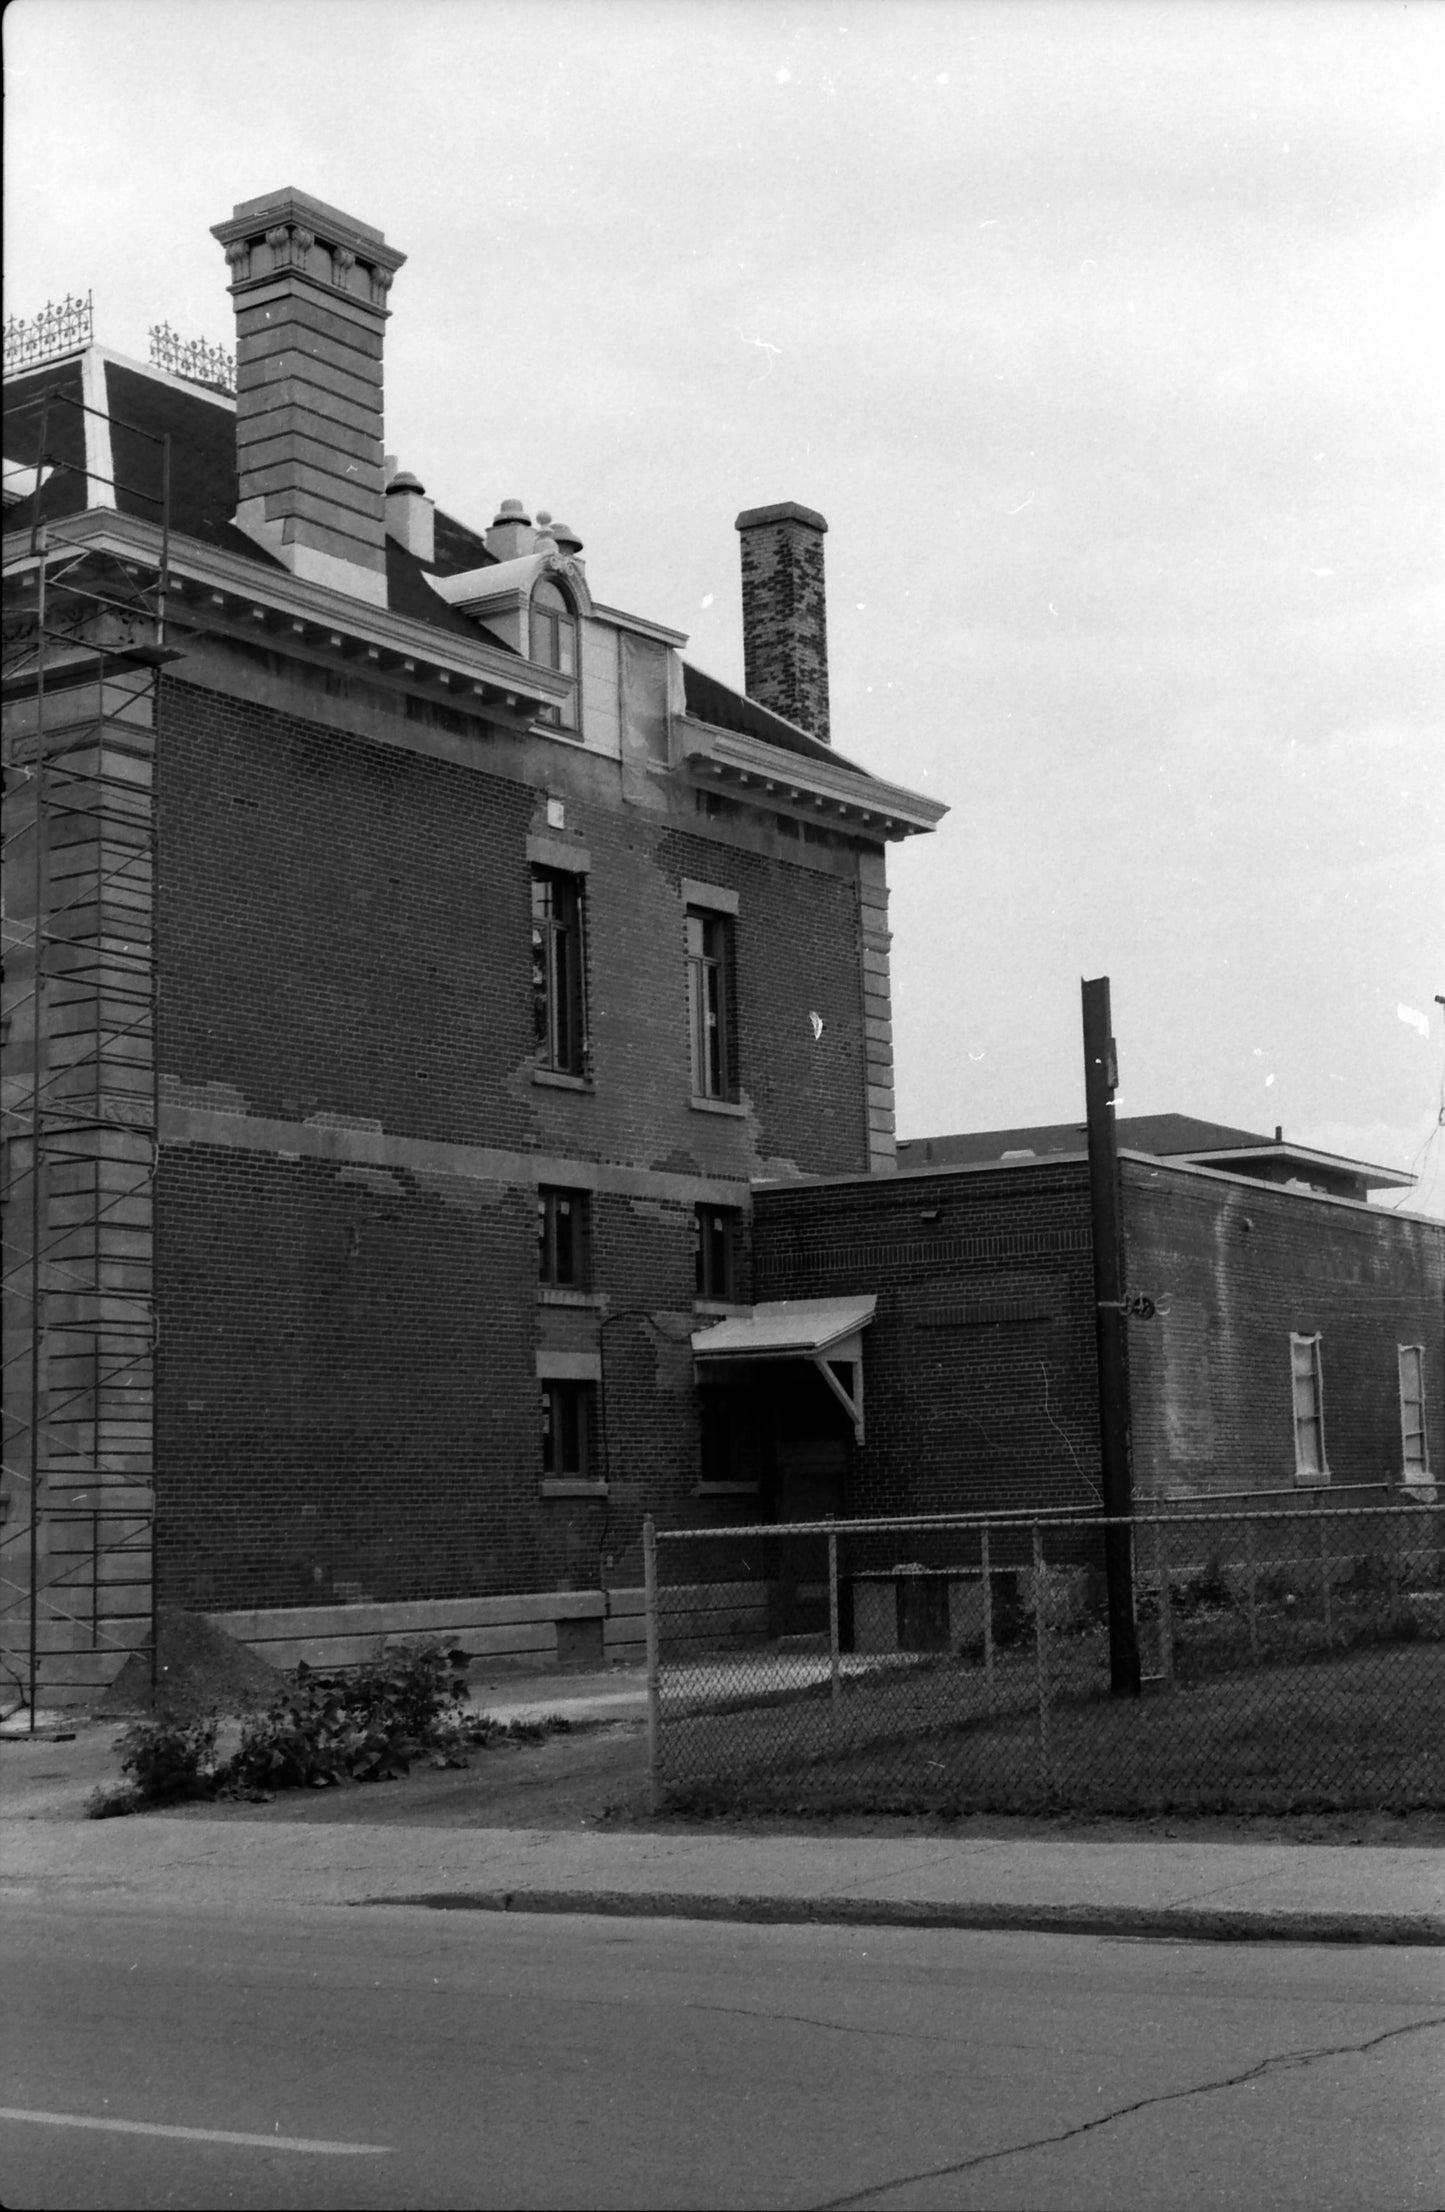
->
1, 1715, 1442, 1947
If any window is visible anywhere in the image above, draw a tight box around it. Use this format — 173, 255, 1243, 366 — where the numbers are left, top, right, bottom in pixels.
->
687, 909, 735, 1099
696, 1203, 740, 1302
531, 869, 586, 1075
1290, 1333, 1328, 1482
530, 579, 578, 731
541, 1379, 593, 1478
1400, 1345, 1430, 1481
538, 1186, 590, 1289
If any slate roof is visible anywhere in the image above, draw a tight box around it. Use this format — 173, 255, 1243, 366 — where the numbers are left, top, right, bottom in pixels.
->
2, 349, 513, 645
5, 347, 908, 780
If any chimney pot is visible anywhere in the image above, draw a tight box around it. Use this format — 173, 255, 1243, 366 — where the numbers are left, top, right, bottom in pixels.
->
486, 499, 536, 561
385, 471, 434, 563
735, 500, 830, 742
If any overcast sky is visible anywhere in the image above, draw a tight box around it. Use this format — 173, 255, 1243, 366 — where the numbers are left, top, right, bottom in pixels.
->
7, 0, 1443, 1212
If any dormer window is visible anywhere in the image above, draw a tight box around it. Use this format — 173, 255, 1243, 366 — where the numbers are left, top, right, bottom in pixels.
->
531, 578, 579, 731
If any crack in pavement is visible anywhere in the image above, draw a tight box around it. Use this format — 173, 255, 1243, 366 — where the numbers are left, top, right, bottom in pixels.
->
812, 2011, 1445, 2208
681, 1997, 1045, 2055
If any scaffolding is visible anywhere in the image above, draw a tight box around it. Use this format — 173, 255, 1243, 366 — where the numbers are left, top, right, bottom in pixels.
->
2, 371, 177, 1722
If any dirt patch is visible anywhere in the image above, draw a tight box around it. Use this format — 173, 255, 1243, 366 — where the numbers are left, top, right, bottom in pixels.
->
99, 1609, 282, 1723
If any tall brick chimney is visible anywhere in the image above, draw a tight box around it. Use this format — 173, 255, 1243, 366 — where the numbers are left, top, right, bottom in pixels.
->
211, 189, 406, 608
735, 501, 830, 743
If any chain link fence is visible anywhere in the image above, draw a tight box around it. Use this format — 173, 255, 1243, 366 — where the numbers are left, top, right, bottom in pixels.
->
643, 1502, 1445, 1814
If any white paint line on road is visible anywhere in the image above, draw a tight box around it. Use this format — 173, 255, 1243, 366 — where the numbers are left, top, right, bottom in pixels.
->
0, 2107, 389, 2154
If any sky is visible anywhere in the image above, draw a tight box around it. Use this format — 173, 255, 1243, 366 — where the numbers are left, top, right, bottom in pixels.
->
6, 0, 1443, 1212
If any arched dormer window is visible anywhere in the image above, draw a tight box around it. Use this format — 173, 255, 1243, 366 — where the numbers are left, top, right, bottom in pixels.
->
531, 578, 579, 731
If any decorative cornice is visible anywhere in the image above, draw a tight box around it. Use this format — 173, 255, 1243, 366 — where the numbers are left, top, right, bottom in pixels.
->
2, 509, 571, 714
680, 716, 947, 840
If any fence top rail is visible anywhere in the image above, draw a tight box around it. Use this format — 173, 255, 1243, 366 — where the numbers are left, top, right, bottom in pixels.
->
653, 1501, 1445, 1546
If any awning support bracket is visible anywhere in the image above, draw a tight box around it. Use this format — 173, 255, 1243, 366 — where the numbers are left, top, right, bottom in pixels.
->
811, 1355, 864, 1444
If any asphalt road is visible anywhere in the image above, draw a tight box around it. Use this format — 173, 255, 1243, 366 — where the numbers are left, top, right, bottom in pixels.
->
4, 1897, 1443, 2211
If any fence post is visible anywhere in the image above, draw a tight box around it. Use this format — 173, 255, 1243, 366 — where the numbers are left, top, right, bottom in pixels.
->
1244, 1516, 1259, 1665
643, 1516, 661, 1814
981, 1525, 995, 1713
1155, 1515, 1174, 1689
1318, 1515, 1333, 1641
827, 1519, 841, 1726
1033, 1521, 1051, 1795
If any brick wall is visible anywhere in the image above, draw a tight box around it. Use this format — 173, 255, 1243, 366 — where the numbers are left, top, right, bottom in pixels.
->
152, 669, 878, 1610
1123, 1159, 1445, 1500
755, 1163, 1103, 1517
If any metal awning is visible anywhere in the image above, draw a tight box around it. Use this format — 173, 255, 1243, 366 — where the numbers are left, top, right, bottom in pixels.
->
691, 1296, 876, 1440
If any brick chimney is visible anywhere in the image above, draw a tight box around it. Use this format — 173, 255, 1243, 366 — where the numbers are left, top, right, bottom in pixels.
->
211, 188, 406, 608
735, 501, 830, 742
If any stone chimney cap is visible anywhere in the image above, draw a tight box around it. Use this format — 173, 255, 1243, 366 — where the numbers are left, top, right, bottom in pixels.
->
215, 186, 397, 256
495, 499, 531, 522
736, 501, 828, 534
387, 471, 426, 495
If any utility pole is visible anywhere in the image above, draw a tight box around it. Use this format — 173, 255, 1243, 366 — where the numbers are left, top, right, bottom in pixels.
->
1082, 976, 1141, 1697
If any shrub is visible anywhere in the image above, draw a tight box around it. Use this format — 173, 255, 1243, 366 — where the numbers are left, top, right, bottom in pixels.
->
224, 1638, 474, 1792
113, 1712, 222, 1805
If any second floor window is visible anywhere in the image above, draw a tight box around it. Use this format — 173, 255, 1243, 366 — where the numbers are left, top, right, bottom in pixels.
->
532, 868, 586, 1075
687, 909, 735, 1099
696, 1203, 740, 1301
530, 579, 579, 731
539, 1187, 590, 1289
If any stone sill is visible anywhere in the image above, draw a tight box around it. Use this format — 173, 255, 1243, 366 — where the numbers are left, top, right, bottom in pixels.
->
689, 1095, 746, 1118
540, 1479, 609, 1500
533, 1067, 593, 1093
537, 1288, 604, 1308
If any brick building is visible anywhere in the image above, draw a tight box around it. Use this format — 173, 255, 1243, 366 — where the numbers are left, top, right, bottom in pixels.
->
1, 187, 943, 1692
747, 1132, 1442, 1531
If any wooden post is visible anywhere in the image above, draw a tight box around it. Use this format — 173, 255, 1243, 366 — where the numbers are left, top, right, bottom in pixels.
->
1082, 977, 1141, 1697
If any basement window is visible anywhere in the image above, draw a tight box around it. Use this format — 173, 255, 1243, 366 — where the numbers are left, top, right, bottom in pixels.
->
1290, 1333, 1328, 1484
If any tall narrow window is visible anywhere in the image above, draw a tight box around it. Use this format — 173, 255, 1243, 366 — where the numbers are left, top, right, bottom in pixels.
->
541, 1379, 593, 1478
530, 579, 579, 731
687, 909, 735, 1099
1290, 1333, 1328, 1482
1399, 1345, 1429, 1482
531, 869, 586, 1075
539, 1187, 590, 1289
695, 1203, 740, 1302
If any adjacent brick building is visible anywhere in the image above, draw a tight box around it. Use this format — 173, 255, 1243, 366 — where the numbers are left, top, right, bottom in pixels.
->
749, 1141, 1442, 1528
